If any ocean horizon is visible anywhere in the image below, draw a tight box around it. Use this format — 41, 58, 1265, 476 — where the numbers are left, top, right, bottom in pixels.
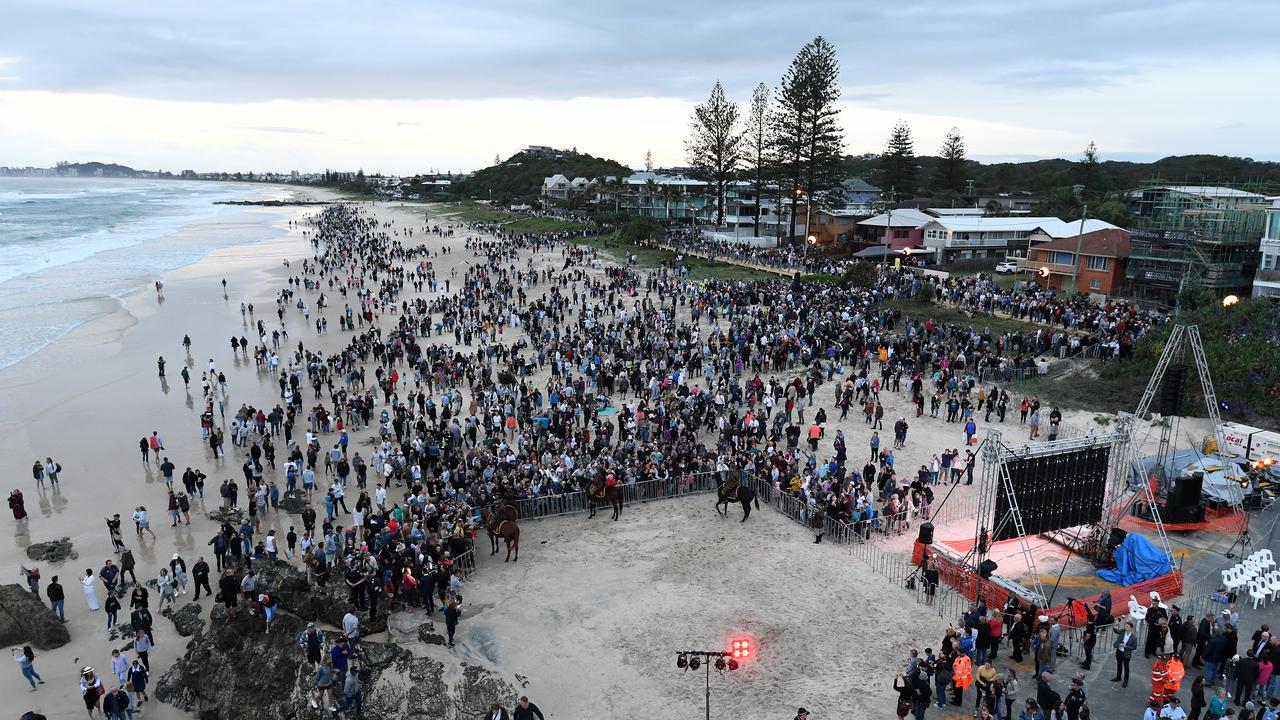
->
0, 177, 294, 368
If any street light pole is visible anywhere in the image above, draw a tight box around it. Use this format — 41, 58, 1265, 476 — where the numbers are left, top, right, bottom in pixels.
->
881, 186, 896, 273
1070, 202, 1088, 294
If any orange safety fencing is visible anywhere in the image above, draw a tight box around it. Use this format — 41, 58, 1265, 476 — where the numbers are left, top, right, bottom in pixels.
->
913, 539, 1184, 628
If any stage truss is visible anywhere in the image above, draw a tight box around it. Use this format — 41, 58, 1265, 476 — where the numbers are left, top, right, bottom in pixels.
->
966, 421, 1172, 609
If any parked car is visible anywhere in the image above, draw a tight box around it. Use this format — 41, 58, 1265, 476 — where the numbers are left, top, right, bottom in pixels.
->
994, 260, 1020, 274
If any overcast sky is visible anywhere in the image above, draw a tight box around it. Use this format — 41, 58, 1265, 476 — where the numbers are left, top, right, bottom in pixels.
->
1, 0, 1277, 175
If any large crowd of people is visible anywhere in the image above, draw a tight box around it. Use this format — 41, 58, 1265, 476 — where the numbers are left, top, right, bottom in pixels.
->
8, 200, 1213, 720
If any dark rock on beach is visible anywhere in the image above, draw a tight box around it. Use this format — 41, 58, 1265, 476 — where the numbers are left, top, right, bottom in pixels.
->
0, 583, 71, 650
25, 537, 76, 563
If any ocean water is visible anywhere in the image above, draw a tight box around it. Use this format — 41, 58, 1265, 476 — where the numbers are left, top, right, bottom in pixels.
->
0, 177, 293, 368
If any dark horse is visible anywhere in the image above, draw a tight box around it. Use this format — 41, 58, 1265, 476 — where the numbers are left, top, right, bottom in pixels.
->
715, 484, 759, 522
586, 481, 622, 521
481, 505, 520, 562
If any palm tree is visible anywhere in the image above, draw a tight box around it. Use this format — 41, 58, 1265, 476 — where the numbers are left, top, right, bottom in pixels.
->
659, 184, 677, 220
643, 179, 659, 218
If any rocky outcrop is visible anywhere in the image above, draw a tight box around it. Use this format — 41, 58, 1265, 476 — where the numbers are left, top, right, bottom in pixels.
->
278, 490, 309, 515
162, 603, 206, 637
25, 537, 76, 563
0, 584, 70, 650
157, 605, 517, 720
246, 559, 390, 634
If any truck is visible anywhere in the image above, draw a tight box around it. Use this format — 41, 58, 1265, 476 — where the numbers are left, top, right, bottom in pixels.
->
1219, 422, 1280, 464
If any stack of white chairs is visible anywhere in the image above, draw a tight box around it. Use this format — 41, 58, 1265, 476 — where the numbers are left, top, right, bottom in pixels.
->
1224, 549, 1278, 609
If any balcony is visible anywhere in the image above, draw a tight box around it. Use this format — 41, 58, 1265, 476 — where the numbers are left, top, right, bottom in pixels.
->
1016, 257, 1072, 274
1256, 268, 1280, 286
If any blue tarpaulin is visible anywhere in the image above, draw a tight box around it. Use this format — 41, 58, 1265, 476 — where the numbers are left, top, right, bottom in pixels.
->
1097, 533, 1171, 586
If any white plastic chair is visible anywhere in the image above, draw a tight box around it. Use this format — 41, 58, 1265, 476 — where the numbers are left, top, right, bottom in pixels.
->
1224, 567, 1249, 595
1252, 551, 1277, 573
1266, 572, 1280, 602
1128, 594, 1148, 621
1249, 580, 1269, 610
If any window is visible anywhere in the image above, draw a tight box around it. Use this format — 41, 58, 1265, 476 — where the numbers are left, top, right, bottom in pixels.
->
894, 229, 909, 239
1049, 251, 1073, 265
1086, 256, 1110, 271
1089, 279, 1101, 290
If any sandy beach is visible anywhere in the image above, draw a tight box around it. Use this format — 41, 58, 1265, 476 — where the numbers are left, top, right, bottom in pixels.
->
0, 189, 1210, 720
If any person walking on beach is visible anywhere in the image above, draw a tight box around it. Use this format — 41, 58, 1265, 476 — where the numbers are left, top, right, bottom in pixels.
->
43, 457, 61, 487
157, 355, 166, 377
133, 506, 157, 541
81, 666, 104, 718
192, 556, 212, 599
31, 460, 44, 490
12, 645, 44, 690
139, 437, 151, 464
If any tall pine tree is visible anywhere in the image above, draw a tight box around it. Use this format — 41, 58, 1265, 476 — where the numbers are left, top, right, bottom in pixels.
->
933, 127, 966, 194
879, 121, 916, 196
1079, 141, 1104, 195
743, 83, 772, 237
686, 81, 743, 227
772, 36, 845, 245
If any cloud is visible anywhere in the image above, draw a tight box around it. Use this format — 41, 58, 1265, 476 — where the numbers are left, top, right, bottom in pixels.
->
241, 126, 324, 135
395, 121, 420, 127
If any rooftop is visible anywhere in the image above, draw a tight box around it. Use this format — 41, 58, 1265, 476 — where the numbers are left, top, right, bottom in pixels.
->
1032, 229, 1132, 258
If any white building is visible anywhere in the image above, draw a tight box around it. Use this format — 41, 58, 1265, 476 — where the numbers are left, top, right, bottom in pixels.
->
1254, 197, 1280, 298
918, 216, 1122, 264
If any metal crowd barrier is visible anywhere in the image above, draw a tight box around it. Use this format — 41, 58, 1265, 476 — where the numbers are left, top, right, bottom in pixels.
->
510, 472, 723, 521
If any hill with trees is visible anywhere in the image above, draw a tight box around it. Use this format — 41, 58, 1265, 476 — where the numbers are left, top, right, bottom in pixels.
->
845, 152, 1280, 198
449, 149, 631, 206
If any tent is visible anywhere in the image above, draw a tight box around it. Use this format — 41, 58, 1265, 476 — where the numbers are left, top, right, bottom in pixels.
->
1097, 532, 1171, 586
1131, 449, 1247, 504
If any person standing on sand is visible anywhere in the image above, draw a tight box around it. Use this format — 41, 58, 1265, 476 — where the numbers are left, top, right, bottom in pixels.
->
8, 489, 26, 520
31, 460, 44, 490
83, 568, 101, 611
157, 355, 166, 377
106, 513, 125, 552
48, 575, 66, 621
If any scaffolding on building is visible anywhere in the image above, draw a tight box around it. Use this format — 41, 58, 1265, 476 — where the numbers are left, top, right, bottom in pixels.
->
1125, 179, 1277, 305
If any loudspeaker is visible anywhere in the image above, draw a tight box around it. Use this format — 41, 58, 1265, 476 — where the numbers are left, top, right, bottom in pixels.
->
979, 559, 999, 579
1170, 474, 1204, 509
1160, 365, 1186, 417
918, 522, 934, 545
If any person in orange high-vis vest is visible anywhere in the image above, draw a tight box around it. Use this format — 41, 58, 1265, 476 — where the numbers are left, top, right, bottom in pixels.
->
952, 654, 973, 706
1163, 656, 1185, 700
1150, 655, 1171, 703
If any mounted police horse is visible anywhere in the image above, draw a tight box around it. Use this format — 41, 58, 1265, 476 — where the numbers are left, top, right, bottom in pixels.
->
714, 477, 759, 522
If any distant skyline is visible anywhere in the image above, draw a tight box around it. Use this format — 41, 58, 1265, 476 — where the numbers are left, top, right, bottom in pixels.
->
2, 1, 1278, 175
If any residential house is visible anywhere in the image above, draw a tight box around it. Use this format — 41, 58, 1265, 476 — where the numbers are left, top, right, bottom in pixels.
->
838, 178, 882, 213
1019, 229, 1131, 295
1254, 197, 1280, 298
541, 174, 594, 204
856, 208, 935, 249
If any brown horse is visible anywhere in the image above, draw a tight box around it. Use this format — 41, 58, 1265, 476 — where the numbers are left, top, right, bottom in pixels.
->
586, 481, 622, 521
481, 505, 520, 562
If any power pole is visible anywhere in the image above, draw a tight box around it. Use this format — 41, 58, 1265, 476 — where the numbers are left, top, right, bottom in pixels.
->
1070, 203, 1088, 293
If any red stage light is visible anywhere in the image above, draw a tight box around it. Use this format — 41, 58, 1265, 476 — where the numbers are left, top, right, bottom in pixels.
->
730, 638, 752, 661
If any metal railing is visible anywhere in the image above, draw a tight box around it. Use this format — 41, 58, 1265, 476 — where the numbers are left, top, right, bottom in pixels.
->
510, 471, 723, 521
